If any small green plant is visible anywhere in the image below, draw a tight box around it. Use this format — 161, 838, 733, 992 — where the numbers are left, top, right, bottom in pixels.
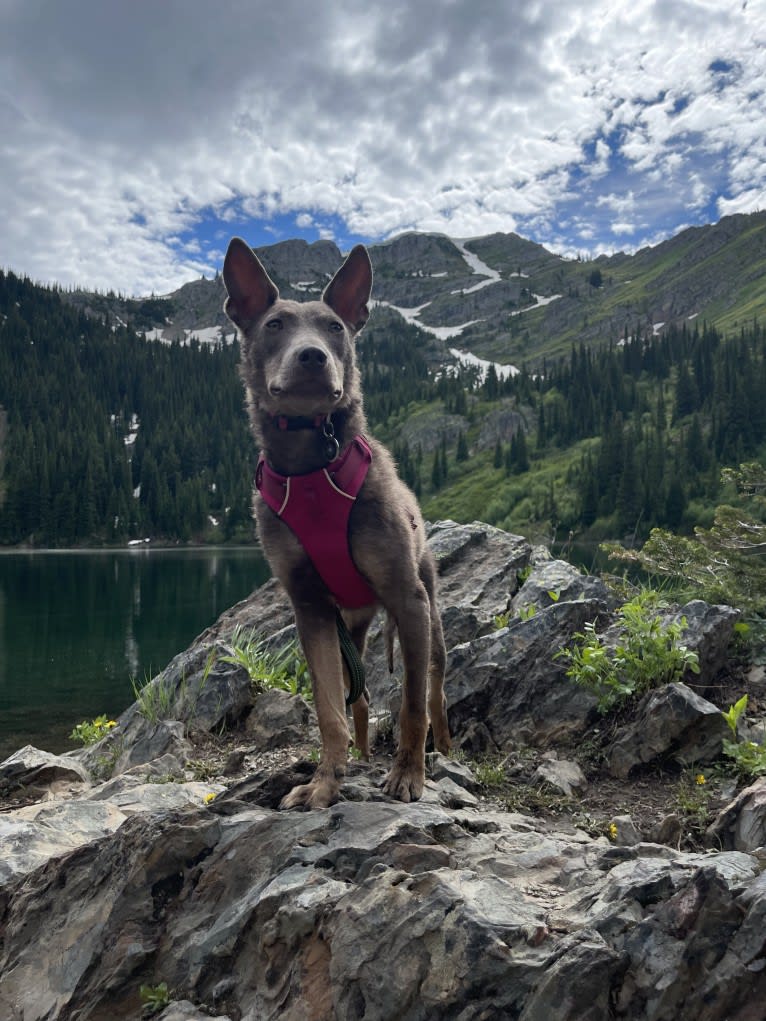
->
189, 759, 219, 782
518, 604, 537, 621
473, 760, 506, 789
69, 715, 117, 747
131, 672, 175, 723
517, 564, 532, 586
494, 611, 511, 630
675, 769, 712, 839
139, 982, 171, 1015
221, 627, 312, 701
559, 590, 700, 713
721, 694, 766, 777
722, 693, 749, 736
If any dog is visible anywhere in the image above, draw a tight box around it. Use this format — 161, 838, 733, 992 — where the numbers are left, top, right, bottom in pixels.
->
222, 238, 451, 809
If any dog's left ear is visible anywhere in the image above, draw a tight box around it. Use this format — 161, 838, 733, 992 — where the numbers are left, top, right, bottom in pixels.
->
323, 245, 372, 332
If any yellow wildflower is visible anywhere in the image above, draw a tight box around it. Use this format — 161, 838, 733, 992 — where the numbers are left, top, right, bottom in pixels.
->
695, 774, 706, 786
609, 822, 618, 841
106, 720, 117, 729
203, 792, 216, 804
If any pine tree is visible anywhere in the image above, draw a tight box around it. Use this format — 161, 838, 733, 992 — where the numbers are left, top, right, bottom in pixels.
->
456, 432, 469, 462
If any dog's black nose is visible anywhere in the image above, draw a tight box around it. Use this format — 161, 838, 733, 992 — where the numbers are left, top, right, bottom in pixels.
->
298, 346, 328, 368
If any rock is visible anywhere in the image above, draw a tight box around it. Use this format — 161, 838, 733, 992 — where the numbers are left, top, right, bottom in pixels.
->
607, 682, 729, 778
611, 813, 642, 846
363, 521, 534, 700
669, 600, 740, 692
222, 749, 247, 776
432, 775, 480, 808
112, 720, 192, 776
76, 648, 251, 779
428, 520, 532, 629
651, 814, 684, 847
0, 799, 127, 886
1, 765, 765, 1021
534, 755, 588, 797
707, 776, 766, 852
0, 744, 91, 789
1, 522, 755, 1020
158, 1002, 232, 1021
512, 558, 613, 616
445, 599, 606, 747
85, 775, 223, 816
244, 690, 313, 749
426, 750, 480, 793
455, 720, 497, 756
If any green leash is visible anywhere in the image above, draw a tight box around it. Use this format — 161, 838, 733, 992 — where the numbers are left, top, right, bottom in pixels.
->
336, 609, 366, 706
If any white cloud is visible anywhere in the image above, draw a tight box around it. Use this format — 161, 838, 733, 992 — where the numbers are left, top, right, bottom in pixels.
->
0, 0, 764, 292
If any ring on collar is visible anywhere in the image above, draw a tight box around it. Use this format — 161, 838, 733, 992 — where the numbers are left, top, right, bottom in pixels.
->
322, 416, 340, 461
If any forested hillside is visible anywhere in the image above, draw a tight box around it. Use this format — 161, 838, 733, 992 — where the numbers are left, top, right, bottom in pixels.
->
0, 270, 254, 545
408, 320, 766, 543
1, 264, 765, 548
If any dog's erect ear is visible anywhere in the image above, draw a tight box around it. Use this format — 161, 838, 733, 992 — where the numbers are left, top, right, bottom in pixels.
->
323, 245, 372, 332
222, 237, 279, 329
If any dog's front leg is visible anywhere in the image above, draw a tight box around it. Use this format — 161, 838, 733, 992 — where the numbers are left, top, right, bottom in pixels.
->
281, 602, 349, 810
383, 583, 431, 802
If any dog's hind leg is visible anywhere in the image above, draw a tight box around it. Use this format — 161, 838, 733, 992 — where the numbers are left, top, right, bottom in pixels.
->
281, 601, 350, 810
420, 553, 451, 754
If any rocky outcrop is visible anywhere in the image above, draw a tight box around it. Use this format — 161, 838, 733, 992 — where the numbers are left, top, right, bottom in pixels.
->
0, 520, 762, 1021
1, 761, 765, 1021
607, 683, 730, 779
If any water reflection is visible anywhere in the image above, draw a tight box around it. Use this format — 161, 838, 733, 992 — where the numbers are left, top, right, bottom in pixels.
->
0, 548, 268, 759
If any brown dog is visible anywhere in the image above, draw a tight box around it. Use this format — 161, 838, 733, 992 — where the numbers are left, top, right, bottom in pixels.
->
222, 238, 450, 809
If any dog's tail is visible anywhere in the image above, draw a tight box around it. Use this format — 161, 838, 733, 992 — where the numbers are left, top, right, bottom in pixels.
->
384, 612, 397, 673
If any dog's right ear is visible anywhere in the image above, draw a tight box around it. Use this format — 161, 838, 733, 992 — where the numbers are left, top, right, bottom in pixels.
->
222, 238, 279, 329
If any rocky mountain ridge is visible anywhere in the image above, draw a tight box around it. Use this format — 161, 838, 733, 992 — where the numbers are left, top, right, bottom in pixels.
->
1, 520, 765, 1020
65, 210, 766, 366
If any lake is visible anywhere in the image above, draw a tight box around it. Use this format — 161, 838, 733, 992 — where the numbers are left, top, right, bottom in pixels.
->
0, 548, 269, 761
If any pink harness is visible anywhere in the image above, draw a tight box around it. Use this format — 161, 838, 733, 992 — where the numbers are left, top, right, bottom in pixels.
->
255, 435, 377, 609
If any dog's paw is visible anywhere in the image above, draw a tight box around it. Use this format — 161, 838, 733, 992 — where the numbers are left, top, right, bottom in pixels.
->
382, 755, 425, 803
280, 778, 339, 811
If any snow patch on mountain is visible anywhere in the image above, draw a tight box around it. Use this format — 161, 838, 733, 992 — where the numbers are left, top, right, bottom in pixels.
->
452, 240, 501, 294
449, 348, 518, 380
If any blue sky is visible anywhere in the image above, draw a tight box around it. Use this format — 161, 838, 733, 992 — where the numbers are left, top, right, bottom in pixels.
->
1, 0, 764, 295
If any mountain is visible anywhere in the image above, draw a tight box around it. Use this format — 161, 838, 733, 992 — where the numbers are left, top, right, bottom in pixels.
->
64, 210, 766, 368
3, 211, 766, 549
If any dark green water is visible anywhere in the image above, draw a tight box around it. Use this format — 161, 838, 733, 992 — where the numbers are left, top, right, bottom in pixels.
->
0, 548, 269, 761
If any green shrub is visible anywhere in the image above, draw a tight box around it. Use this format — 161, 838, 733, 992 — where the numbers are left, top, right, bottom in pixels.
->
559, 590, 699, 713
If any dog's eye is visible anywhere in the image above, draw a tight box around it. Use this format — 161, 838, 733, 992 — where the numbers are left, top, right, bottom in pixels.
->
328, 320, 344, 333
265, 317, 283, 330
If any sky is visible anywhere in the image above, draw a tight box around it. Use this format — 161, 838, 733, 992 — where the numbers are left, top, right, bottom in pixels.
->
1, 0, 764, 296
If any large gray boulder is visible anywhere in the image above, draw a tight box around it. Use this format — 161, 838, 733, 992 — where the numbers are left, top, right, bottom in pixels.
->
0, 763, 765, 1021
0, 517, 761, 1021
512, 557, 614, 615
607, 682, 730, 778
445, 599, 606, 746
